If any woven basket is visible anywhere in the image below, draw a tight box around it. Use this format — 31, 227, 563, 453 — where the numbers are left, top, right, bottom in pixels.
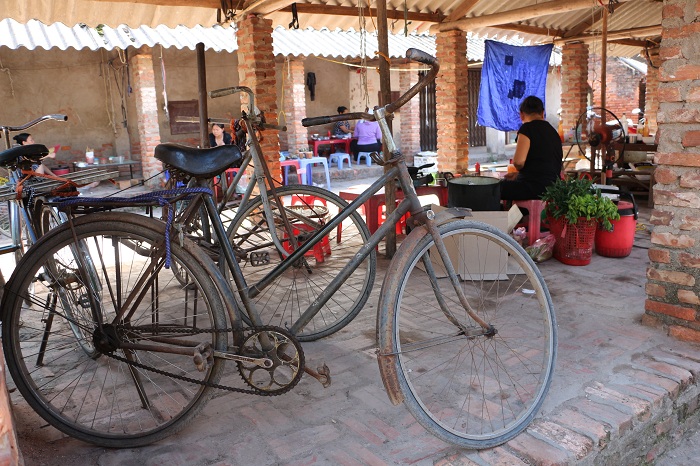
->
548, 216, 597, 266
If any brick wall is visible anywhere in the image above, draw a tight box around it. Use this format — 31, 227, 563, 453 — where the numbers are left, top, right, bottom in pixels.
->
282, 59, 308, 154
589, 55, 645, 125
435, 30, 470, 173
236, 15, 280, 181
561, 43, 589, 133
399, 63, 421, 161
643, 0, 700, 341
130, 49, 162, 186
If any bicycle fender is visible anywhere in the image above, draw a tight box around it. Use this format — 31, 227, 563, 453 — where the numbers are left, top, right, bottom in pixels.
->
405, 206, 472, 232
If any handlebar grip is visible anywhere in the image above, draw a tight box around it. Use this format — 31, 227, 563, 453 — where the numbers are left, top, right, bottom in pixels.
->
49, 114, 68, 122
209, 87, 238, 99
261, 123, 287, 132
302, 116, 332, 127
406, 48, 437, 67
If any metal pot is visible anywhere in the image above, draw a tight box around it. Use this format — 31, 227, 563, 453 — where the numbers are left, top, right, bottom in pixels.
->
447, 175, 501, 211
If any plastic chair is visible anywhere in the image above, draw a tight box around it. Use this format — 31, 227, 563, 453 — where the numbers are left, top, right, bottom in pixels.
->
299, 157, 331, 189
357, 152, 373, 166
512, 199, 546, 246
329, 152, 352, 169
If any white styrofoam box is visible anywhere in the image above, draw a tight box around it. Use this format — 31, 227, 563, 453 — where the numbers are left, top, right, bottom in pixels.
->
418, 205, 524, 280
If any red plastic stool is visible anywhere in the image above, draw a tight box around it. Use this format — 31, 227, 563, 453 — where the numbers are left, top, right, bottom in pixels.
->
513, 199, 546, 246
283, 200, 332, 262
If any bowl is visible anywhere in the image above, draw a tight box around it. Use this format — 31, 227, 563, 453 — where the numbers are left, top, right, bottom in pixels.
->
642, 136, 655, 144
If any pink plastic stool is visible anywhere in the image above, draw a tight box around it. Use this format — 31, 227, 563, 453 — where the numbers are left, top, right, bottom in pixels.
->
513, 199, 546, 246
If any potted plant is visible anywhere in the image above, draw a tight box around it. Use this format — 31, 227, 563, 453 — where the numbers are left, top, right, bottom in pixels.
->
540, 177, 620, 265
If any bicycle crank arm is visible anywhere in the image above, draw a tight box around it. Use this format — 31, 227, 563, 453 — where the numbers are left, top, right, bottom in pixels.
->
303, 363, 331, 388
213, 350, 273, 368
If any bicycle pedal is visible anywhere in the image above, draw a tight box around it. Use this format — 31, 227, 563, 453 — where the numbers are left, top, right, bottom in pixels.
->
250, 251, 270, 266
77, 294, 91, 308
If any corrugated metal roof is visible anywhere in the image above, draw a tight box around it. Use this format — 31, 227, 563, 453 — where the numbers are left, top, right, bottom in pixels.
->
3, 1, 661, 59
0, 19, 238, 52
0, 20, 562, 66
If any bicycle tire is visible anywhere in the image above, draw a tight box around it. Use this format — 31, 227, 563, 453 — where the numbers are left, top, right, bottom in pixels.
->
224, 185, 376, 341
2, 212, 228, 448
378, 219, 556, 449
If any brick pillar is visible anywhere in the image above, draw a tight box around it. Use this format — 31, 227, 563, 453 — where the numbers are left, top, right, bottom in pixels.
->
644, 46, 660, 133
435, 30, 469, 173
236, 15, 280, 181
399, 63, 422, 163
561, 42, 589, 133
642, 0, 700, 342
130, 48, 162, 187
283, 58, 308, 154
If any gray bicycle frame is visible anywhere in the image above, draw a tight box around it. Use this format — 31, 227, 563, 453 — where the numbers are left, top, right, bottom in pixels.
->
195, 102, 488, 335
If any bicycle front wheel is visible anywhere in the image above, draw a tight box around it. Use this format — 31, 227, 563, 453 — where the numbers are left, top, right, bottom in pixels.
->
378, 219, 556, 449
226, 185, 376, 341
2, 213, 228, 447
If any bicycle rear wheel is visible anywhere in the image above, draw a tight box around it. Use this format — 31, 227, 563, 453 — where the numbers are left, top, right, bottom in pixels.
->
378, 219, 556, 448
225, 185, 376, 341
2, 213, 228, 447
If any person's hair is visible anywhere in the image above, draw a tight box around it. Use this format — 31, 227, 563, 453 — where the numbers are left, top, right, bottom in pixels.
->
12, 133, 31, 145
519, 96, 545, 115
337, 106, 347, 114
211, 123, 225, 130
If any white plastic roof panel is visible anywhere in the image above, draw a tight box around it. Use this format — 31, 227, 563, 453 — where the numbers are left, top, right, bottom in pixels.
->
0, 19, 564, 67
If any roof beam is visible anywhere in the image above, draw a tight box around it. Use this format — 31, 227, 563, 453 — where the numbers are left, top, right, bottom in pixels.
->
278, 4, 445, 23
435, 0, 628, 33
93, 0, 219, 6
241, 0, 297, 16
554, 25, 662, 44
562, 2, 625, 38
444, 0, 480, 23
493, 23, 566, 38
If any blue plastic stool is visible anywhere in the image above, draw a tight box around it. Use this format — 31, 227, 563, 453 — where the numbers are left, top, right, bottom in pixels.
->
357, 152, 373, 166
299, 156, 331, 189
329, 152, 352, 169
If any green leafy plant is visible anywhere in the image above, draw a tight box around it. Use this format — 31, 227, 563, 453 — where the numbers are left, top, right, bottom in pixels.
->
540, 177, 620, 231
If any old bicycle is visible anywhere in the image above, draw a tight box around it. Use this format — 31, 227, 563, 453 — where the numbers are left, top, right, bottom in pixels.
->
2, 49, 556, 450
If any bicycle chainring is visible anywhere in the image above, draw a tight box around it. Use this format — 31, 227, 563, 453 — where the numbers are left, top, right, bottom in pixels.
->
237, 325, 305, 395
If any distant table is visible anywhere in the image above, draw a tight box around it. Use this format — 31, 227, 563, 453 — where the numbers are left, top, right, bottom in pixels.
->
308, 138, 352, 157
73, 160, 139, 179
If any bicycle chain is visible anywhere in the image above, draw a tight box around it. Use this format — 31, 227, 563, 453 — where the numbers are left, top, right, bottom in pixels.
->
104, 324, 304, 397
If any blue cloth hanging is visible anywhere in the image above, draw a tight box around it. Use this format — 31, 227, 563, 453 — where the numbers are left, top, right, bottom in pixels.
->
477, 41, 553, 132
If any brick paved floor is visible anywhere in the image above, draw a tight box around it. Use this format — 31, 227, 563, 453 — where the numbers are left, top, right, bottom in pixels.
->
6, 198, 700, 465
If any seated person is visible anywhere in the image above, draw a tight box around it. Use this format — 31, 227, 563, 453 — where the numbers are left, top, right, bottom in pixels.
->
332, 106, 352, 137
500, 96, 563, 201
12, 133, 55, 176
351, 109, 382, 159
208, 123, 232, 147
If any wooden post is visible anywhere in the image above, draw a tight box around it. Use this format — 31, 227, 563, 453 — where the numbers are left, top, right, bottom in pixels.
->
377, 0, 396, 257
196, 43, 209, 148
599, 7, 608, 183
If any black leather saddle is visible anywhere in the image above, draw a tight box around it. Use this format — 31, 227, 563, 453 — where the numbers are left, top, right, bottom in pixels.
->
154, 143, 243, 179
0, 144, 49, 168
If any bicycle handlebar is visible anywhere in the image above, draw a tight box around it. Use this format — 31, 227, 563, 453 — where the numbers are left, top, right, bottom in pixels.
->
1, 114, 68, 132
301, 48, 439, 128
209, 86, 257, 118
